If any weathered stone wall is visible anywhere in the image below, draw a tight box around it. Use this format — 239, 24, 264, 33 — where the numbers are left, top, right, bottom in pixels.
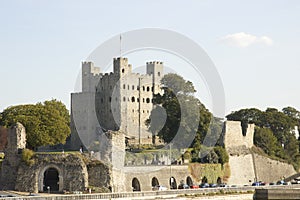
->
124, 165, 190, 191
254, 154, 296, 183
223, 121, 254, 150
14, 153, 89, 193
86, 160, 111, 189
223, 120, 296, 186
0, 123, 26, 190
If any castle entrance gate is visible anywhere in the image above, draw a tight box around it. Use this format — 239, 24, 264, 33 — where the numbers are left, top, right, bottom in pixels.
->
38, 165, 63, 192
43, 168, 59, 192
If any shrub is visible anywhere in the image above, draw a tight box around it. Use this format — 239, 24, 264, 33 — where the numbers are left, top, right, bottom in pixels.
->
22, 148, 35, 165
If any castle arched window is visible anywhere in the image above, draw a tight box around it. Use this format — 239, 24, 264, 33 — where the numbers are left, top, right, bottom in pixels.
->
132, 85, 135, 90
143, 98, 145, 103
137, 86, 140, 90
146, 98, 150, 103
123, 84, 126, 89
128, 85, 130, 90
147, 86, 150, 92
143, 86, 145, 91
122, 68, 125, 73
137, 98, 139, 102
123, 97, 126, 102
158, 72, 161, 76
109, 97, 112, 102
151, 86, 154, 92
131, 97, 135, 102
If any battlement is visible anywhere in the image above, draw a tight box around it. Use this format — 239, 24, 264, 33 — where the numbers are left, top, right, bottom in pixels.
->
146, 61, 163, 65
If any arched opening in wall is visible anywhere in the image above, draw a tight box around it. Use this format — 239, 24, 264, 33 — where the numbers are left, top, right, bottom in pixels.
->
43, 168, 59, 192
131, 97, 135, 102
132, 178, 141, 192
147, 86, 150, 91
186, 176, 193, 186
151, 177, 159, 187
169, 177, 177, 189
202, 176, 208, 183
217, 177, 222, 185
122, 68, 125, 73
146, 98, 150, 103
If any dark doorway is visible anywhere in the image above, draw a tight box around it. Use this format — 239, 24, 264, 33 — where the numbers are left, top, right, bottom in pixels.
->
151, 177, 159, 187
186, 176, 193, 186
217, 177, 222, 185
132, 178, 141, 191
169, 177, 177, 189
43, 168, 59, 192
202, 176, 208, 183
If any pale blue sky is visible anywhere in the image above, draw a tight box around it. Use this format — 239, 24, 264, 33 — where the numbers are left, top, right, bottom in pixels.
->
1, 0, 300, 117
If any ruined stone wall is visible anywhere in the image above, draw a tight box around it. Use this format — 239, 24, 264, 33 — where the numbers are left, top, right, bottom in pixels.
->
0, 123, 26, 190
223, 121, 254, 150
86, 160, 111, 189
254, 154, 296, 183
223, 120, 296, 185
14, 153, 91, 193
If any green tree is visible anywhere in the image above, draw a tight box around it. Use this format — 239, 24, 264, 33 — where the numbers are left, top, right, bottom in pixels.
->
0, 99, 70, 149
254, 127, 279, 156
146, 74, 212, 149
226, 108, 263, 134
213, 146, 229, 165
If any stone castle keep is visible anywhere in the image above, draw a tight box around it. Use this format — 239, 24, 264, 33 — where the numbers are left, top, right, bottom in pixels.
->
71, 57, 163, 149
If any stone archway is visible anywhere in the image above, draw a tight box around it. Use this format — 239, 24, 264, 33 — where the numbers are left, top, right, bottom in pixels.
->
151, 177, 159, 187
43, 168, 59, 192
169, 177, 177, 189
186, 176, 193, 186
38, 165, 63, 192
132, 178, 141, 192
202, 176, 208, 183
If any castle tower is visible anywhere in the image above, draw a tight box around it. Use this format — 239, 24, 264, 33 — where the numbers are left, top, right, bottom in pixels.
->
82, 61, 101, 92
146, 61, 164, 94
113, 57, 132, 77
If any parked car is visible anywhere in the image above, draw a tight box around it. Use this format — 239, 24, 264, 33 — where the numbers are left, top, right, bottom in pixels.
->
178, 184, 189, 189
218, 183, 228, 187
252, 181, 266, 186
152, 185, 168, 191
190, 184, 199, 189
209, 183, 218, 188
199, 183, 209, 188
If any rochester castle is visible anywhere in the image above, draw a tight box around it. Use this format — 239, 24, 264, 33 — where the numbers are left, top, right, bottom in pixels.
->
70, 57, 164, 149
0, 57, 298, 193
